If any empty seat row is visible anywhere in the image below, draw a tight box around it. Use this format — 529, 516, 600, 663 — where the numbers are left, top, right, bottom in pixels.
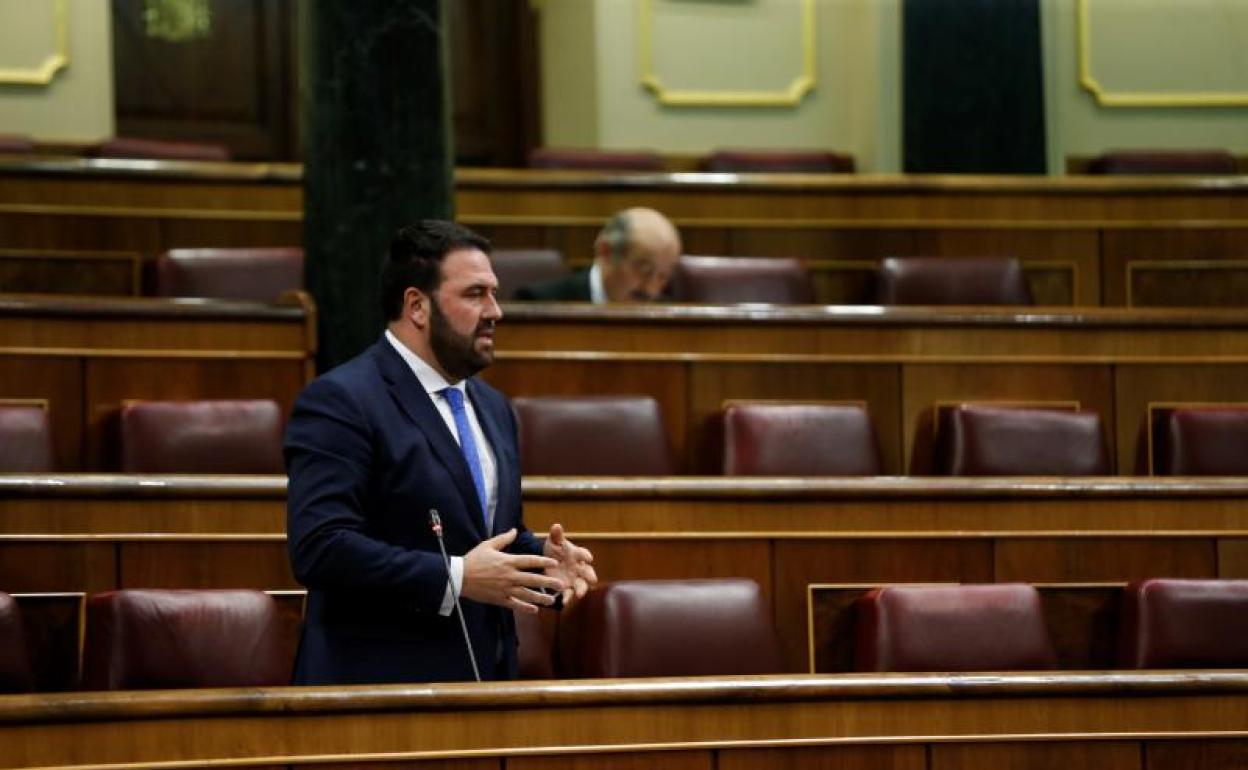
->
7, 398, 1248, 477
496, 253, 1036, 305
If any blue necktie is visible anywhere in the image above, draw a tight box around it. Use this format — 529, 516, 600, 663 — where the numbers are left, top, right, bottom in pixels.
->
442, 387, 489, 529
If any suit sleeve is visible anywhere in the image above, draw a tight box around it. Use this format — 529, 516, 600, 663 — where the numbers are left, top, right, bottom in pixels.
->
285, 376, 449, 611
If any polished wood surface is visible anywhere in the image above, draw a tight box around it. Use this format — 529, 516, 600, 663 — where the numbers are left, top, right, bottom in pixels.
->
487, 304, 1248, 474
0, 294, 315, 470
3, 160, 1247, 305
1, 673, 1247, 770
4, 475, 1247, 670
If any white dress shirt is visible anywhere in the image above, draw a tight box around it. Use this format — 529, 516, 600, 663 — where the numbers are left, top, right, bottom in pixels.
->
384, 330, 498, 615
588, 261, 607, 304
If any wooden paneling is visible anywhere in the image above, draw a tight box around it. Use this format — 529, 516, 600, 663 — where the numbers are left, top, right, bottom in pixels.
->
11, 593, 83, 692
1218, 539, 1248, 578
0, 542, 116, 593
1147, 740, 1248, 770
994, 538, 1217, 582
118, 541, 296, 589
718, 746, 926, 770
1103, 228, 1248, 306
929, 742, 1141, 770
0, 249, 141, 296
509, 752, 711, 770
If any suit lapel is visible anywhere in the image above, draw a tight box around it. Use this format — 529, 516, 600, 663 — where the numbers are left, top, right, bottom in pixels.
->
371, 341, 488, 540
468, 378, 511, 536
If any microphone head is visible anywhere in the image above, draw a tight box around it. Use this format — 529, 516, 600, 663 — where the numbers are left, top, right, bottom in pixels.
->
429, 508, 443, 534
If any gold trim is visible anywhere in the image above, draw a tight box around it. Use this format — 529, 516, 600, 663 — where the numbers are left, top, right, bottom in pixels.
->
0, 0, 69, 86
0, 397, 50, 411
1126, 259, 1248, 308
638, 0, 816, 107
1077, 0, 1248, 107
1145, 401, 1248, 476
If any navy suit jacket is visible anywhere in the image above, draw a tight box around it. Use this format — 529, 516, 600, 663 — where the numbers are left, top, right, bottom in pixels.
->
285, 337, 543, 684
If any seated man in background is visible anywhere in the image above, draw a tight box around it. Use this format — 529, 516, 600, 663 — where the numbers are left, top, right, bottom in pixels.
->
515, 207, 681, 302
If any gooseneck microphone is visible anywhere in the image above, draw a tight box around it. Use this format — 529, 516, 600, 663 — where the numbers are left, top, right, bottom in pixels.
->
429, 509, 481, 682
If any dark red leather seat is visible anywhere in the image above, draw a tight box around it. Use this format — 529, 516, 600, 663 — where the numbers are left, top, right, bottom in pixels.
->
0, 403, 54, 472
672, 255, 814, 304
854, 584, 1057, 672
1089, 150, 1238, 175
0, 593, 34, 693
514, 609, 557, 680
557, 579, 782, 678
1149, 406, 1248, 475
87, 137, 231, 162
155, 247, 304, 302
1118, 579, 1248, 668
0, 135, 35, 154
120, 399, 285, 474
512, 396, 674, 475
528, 148, 664, 172
722, 402, 882, 476
81, 590, 289, 690
701, 149, 855, 173
876, 257, 1033, 305
934, 405, 1110, 476
490, 249, 566, 300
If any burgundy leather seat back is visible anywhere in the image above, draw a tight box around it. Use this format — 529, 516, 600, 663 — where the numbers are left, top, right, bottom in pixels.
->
514, 608, 557, 680
558, 579, 782, 678
1118, 579, 1248, 668
0, 135, 35, 154
876, 257, 1033, 306
1152, 407, 1248, 475
156, 247, 304, 302
672, 256, 815, 304
936, 405, 1110, 476
722, 403, 882, 476
702, 149, 855, 174
854, 584, 1057, 672
120, 399, 285, 473
87, 137, 231, 161
0, 404, 54, 472
1089, 150, 1237, 175
513, 396, 674, 475
528, 148, 664, 171
81, 590, 288, 690
0, 593, 34, 693
80, 589, 289, 688
490, 249, 566, 300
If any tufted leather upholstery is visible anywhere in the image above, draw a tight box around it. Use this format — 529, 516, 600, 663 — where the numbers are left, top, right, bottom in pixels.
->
0, 404, 54, 472
1118, 579, 1248, 668
876, 256, 1033, 306
490, 249, 566, 300
1150, 406, 1248, 475
120, 399, 284, 474
528, 148, 664, 172
0, 593, 34, 693
854, 584, 1057, 672
156, 247, 304, 302
701, 149, 855, 174
935, 405, 1110, 476
672, 255, 814, 304
1089, 150, 1238, 175
722, 402, 882, 476
557, 579, 782, 678
513, 396, 674, 475
81, 590, 289, 690
87, 137, 231, 161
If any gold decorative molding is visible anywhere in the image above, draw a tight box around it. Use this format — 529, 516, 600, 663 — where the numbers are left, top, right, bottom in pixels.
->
638, 0, 815, 108
1077, 0, 1248, 107
0, 0, 69, 86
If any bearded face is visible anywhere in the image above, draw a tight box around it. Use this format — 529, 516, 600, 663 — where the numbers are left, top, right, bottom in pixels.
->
429, 292, 495, 381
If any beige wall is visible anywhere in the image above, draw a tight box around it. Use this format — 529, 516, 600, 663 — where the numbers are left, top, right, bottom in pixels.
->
1041, 0, 1248, 173
0, 0, 113, 143
538, 0, 901, 172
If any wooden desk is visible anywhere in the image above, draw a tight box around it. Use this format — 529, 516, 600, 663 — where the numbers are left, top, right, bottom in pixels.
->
3, 158, 1247, 305
2, 673, 1247, 770
3, 475, 1247, 669
0, 294, 316, 470
487, 304, 1248, 476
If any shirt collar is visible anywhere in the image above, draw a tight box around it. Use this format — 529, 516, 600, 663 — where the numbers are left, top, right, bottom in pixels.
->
588, 261, 607, 305
384, 329, 465, 397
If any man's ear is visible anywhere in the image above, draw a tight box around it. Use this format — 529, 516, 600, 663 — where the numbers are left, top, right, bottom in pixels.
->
404, 286, 430, 328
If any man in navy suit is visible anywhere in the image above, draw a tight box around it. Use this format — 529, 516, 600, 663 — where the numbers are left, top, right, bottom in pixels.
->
286, 220, 597, 684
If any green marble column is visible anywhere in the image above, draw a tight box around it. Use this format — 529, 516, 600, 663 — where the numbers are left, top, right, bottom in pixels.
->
301, 0, 454, 371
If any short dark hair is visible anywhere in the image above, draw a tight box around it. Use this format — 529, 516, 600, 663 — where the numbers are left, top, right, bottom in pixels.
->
381, 220, 491, 320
